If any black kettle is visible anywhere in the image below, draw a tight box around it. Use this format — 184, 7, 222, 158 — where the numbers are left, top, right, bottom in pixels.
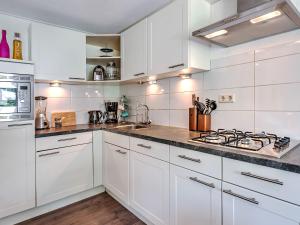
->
88, 111, 103, 124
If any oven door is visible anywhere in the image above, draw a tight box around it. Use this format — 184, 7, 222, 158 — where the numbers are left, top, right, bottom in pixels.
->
0, 82, 18, 114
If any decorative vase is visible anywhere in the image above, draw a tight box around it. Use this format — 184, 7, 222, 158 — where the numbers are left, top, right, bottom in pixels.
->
0, 30, 10, 58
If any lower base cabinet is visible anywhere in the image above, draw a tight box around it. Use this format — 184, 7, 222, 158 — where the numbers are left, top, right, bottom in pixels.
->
223, 183, 300, 225
170, 165, 222, 225
130, 151, 170, 225
36, 143, 93, 206
103, 142, 129, 204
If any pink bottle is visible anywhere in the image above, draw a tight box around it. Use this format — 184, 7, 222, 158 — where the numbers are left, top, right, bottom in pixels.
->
0, 30, 10, 58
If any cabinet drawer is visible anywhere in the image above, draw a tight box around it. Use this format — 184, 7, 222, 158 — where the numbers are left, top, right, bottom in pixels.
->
36, 132, 92, 151
130, 137, 169, 161
103, 131, 129, 149
223, 158, 300, 206
170, 146, 222, 179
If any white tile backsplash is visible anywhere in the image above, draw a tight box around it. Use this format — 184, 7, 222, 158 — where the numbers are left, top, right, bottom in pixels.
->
146, 94, 170, 110
170, 92, 196, 110
211, 52, 254, 69
169, 110, 189, 128
149, 110, 170, 126
145, 79, 170, 95
169, 73, 203, 93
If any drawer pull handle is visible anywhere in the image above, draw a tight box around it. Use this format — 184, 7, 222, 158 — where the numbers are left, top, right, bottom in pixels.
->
8, 123, 32, 127
39, 151, 60, 157
223, 189, 259, 205
69, 77, 85, 80
137, 144, 152, 149
133, 72, 145, 77
241, 172, 283, 185
168, 63, 184, 69
189, 177, 215, 188
178, 155, 201, 163
57, 137, 77, 142
115, 149, 127, 155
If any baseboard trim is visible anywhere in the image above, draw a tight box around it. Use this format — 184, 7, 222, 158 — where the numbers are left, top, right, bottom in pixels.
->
0, 186, 105, 225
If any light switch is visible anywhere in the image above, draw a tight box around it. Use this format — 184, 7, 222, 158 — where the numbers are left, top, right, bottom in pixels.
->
218, 94, 235, 103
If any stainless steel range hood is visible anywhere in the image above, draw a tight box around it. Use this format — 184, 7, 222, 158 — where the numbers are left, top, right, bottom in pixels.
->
192, 0, 300, 47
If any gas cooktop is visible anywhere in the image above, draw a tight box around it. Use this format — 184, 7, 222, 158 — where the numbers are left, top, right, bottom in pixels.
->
188, 129, 300, 158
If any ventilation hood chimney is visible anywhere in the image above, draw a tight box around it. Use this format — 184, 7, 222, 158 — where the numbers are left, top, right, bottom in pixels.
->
192, 0, 300, 47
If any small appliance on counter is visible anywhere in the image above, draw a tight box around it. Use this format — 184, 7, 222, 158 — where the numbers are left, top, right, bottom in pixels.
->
105, 62, 119, 80
35, 96, 49, 130
104, 102, 118, 123
93, 65, 106, 81
88, 110, 103, 124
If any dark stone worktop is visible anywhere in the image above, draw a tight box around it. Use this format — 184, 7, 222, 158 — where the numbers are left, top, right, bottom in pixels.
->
35, 123, 300, 174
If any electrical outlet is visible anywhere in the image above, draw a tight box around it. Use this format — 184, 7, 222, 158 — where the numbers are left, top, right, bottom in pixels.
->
218, 94, 235, 103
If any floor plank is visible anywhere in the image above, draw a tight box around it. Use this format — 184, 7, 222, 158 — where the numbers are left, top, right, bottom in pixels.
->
17, 192, 145, 225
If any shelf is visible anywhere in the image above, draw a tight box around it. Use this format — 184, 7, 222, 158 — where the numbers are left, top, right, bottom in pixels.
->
86, 56, 120, 65
86, 34, 121, 51
0, 58, 34, 64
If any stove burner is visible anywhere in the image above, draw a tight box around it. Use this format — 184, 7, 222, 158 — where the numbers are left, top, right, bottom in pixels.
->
206, 135, 220, 141
241, 138, 251, 145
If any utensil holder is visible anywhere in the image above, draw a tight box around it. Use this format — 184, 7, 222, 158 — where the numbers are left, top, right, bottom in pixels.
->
189, 108, 198, 131
197, 114, 211, 132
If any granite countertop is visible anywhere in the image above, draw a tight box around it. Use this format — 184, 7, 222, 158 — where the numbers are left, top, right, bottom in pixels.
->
35, 123, 300, 174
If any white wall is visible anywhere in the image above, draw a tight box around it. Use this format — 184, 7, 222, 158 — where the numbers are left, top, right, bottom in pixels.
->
35, 83, 120, 125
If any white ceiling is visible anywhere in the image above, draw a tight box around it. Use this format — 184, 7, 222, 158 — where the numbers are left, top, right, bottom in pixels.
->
0, 0, 172, 33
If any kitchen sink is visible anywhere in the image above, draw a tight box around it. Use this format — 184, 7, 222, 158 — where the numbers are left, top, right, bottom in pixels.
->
114, 124, 150, 130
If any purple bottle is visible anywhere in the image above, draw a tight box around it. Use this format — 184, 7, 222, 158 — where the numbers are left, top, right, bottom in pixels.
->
0, 30, 10, 58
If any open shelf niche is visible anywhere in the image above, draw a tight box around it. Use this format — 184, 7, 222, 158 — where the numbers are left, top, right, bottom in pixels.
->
86, 34, 121, 82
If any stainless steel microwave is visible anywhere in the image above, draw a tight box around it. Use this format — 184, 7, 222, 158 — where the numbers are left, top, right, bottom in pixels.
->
0, 73, 34, 121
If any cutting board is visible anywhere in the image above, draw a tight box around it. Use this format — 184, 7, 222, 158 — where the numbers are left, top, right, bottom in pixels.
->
51, 112, 76, 127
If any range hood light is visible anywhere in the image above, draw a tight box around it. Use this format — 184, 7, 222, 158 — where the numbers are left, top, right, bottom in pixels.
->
250, 10, 282, 24
205, 30, 228, 39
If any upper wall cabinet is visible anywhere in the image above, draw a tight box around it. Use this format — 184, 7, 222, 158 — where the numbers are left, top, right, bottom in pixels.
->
31, 23, 86, 82
147, 0, 211, 77
121, 19, 147, 81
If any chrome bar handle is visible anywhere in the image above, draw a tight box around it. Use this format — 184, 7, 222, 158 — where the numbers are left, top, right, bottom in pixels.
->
241, 172, 283, 185
133, 73, 145, 77
39, 151, 60, 157
178, 155, 201, 163
137, 144, 152, 149
223, 189, 259, 205
57, 137, 77, 142
8, 123, 33, 127
115, 149, 127, 155
69, 77, 85, 80
189, 177, 215, 188
168, 63, 184, 69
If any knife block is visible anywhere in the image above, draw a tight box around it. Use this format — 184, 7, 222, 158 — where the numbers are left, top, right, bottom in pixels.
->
189, 108, 198, 131
197, 114, 211, 132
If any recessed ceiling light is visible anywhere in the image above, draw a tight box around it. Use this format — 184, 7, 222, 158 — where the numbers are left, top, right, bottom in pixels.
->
250, 10, 282, 24
205, 30, 228, 39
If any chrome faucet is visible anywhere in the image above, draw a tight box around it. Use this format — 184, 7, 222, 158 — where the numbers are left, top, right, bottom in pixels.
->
136, 104, 151, 125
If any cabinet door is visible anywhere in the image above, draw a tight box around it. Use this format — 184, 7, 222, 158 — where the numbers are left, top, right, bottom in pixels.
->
148, 0, 187, 76
103, 143, 129, 204
223, 183, 300, 225
31, 22, 86, 81
0, 122, 35, 219
36, 143, 93, 206
170, 165, 222, 225
130, 151, 169, 225
121, 19, 147, 80
93, 130, 103, 187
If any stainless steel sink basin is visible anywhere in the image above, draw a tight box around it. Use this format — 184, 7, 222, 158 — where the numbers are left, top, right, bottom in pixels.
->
115, 124, 149, 130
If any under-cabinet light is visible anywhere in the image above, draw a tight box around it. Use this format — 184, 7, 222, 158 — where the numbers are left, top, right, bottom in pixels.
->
49, 82, 61, 87
250, 11, 282, 24
148, 80, 157, 85
180, 74, 192, 79
205, 30, 228, 39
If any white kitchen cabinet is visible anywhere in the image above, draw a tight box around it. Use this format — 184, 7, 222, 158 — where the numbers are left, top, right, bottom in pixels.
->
31, 22, 86, 82
36, 143, 93, 206
93, 130, 103, 187
223, 182, 300, 225
147, 0, 210, 77
129, 151, 169, 225
121, 19, 147, 81
0, 121, 35, 219
170, 165, 222, 225
103, 142, 129, 204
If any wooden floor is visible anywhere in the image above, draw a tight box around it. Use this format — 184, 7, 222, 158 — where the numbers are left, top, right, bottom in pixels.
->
18, 192, 145, 225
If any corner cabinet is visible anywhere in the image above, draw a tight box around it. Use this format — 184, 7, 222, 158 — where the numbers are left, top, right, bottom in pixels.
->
147, 0, 211, 77
31, 22, 86, 82
121, 19, 147, 81
170, 165, 222, 225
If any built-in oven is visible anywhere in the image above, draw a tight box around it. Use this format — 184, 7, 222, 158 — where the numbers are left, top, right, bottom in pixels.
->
0, 73, 34, 121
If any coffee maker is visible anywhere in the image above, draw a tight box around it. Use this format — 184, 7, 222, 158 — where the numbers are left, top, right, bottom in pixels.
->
104, 102, 118, 123
35, 96, 50, 130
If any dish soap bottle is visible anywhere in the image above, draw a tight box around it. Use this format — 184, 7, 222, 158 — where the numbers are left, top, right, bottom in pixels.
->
0, 30, 10, 58
13, 32, 23, 60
